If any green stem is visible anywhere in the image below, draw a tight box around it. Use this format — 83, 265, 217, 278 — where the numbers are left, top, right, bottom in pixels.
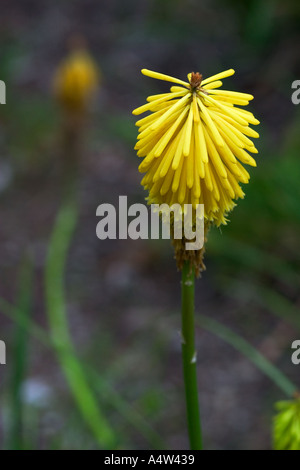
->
45, 197, 116, 448
181, 261, 202, 450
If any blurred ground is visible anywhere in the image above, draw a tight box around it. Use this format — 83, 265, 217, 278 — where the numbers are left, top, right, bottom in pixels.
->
0, 0, 299, 450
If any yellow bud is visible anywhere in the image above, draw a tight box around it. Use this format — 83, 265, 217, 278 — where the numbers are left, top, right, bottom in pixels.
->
53, 48, 100, 112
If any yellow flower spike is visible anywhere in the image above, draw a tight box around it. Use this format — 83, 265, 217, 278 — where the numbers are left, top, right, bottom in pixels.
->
53, 43, 99, 113
132, 67, 259, 236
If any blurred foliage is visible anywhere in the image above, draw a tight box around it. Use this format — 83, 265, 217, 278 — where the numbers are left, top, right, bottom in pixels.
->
209, 109, 300, 298
8, 255, 33, 450
273, 398, 300, 450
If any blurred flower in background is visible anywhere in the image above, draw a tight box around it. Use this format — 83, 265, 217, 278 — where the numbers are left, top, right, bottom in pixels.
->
53, 36, 100, 114
52, 36, 101, 174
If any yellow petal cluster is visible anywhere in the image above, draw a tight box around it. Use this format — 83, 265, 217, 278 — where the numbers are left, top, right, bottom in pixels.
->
133, 68, 259, 226
53, 49, 99, 112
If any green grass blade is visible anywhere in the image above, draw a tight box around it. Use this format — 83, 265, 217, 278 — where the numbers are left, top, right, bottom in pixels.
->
221, 277, 300, 329
0, 296, 163, 448
198, 314, 297, 397
8, 255, 34, 450
87, 366, 165, 449
0, 297, 49, 346
45, 199, 116, 449
209, 235, 300, 287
